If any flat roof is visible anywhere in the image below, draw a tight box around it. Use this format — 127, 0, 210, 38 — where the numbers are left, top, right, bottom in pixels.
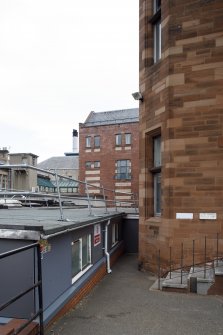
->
0, 207, 137, 240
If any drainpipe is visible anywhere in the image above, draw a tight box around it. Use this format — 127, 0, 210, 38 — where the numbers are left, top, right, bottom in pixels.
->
105, 219, 112, 274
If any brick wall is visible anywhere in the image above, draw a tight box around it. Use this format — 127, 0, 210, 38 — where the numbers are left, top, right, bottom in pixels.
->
79, 122, 139, 204
139, 0, 223, 271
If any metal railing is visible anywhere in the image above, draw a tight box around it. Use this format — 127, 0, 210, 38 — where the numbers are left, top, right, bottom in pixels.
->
157, 233, 223, 290
0, 243, 44, 335
0, 164, 139, 220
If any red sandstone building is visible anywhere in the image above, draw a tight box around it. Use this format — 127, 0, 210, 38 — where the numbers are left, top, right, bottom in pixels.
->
139, 0, 223, 271
79, 109, 139, 205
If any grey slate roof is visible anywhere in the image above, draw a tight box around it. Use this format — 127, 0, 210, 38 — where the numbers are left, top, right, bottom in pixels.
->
38, 156, 79, 170
83, 108, 139, 127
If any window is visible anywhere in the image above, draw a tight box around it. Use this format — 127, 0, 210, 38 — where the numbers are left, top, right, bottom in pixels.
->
22, 157, 28, 164
154, 173, 161, 215
152, 135, 161, 216
115, 134, 122, 146
154, 135, 161, 167
112, 223, 119, 246
94, 136, 100, 148
71, 234, 92, 282
71, 240, 81, 277
151, 0, 161, 63
153, 0, 161, 13
0, 175, 7, 189
115, 160, 131, 180
85, 136, 91, 148
125, 133, 132, 145
85, 161, 100, 169
85, 161, 91, 168
154, 20, 161, 62
94, 161, 100, 168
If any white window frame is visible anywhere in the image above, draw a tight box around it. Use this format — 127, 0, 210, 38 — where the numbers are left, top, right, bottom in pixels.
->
94, 161, 100, 168
94, 136, 100, 148
85, 161, 91, 168
115, 134, 122, 146
125, 133, 132, 145
71, 234, 92, 283
116, 160, 131, 180
85, 136, 91, 148
112, 223, 119, 247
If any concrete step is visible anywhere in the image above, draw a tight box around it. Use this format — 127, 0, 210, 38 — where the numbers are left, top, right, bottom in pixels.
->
161, 270, 189, 293
214, 259, 223, 276
151, 259, 223, 295
0, 318, 39, 335
160, 264, 215, 295
188, 266, 215, 295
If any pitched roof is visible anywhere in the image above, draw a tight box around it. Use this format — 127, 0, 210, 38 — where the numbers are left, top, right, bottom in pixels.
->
83, 108, 139, 127
51, 180, 78, 187
37, 176, 55, 188
38, 156, 79, 170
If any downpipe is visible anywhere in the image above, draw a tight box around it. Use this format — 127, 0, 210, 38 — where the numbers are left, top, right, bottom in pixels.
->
104, 219, 112, 274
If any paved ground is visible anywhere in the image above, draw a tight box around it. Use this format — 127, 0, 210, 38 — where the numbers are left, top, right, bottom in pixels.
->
47, 254, 223, 335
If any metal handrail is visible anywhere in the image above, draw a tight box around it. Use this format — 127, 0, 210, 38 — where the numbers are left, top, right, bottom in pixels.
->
0, 163, 137, 195
0, 163, 139, 220
157, 234, 223, 289
0, 243, 44, 335
0, 164, 134, 194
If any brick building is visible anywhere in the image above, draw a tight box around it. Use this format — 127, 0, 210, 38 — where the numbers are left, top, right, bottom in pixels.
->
139, 0, 223, 271
79, 109, 139, 205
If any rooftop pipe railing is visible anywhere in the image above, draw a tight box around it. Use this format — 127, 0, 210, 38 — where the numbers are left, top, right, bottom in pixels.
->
0, 164, 139, 220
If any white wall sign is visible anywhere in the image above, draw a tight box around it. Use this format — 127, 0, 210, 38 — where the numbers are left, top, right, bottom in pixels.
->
94, 224, 101, 246
176, 213, 193, 220
199, 213, 217, 220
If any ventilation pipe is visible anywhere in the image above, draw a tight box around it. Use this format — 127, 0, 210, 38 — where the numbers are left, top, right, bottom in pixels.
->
105, 219, 112, 273
72, 129, 79, 154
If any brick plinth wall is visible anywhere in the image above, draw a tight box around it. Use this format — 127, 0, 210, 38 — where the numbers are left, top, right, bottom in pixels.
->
139, 0, 223, 272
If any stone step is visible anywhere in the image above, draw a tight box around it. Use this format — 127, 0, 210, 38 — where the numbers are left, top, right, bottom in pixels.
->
151, 259, 223, 295
214, 259, 223, 276
161, 270, 189, 291
161, 264, 215, 294
188, 266, 215, 295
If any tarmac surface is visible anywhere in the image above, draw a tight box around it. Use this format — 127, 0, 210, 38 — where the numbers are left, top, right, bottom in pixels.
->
46, 254, 223, 335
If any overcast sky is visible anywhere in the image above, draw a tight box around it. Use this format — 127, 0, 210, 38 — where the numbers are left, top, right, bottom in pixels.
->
0, 0, 139, 162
